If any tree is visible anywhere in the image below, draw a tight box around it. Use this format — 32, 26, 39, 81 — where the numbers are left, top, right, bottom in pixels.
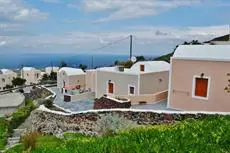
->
5, 84, 13, 89
12, 77, 26, 87
42, 74, 49, 81
79, 64, 87, 71
60, 60, 67, 68
50, 72, 57, 80
136, 56, 145, 62
114, 60, 119, 66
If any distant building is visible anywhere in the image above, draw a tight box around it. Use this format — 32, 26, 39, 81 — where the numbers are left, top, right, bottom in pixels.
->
0, 69, 17, 91
0, 93, 25, 115
45, 67, 59, 75
168, 45, 230, 112
21, 67, 42, 85
95, 61, 170, 104
57, 67, 86, 93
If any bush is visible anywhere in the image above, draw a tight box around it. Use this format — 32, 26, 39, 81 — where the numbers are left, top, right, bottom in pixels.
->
0, 118, 9, 150
97, 114, 138, 136
22, 131, 40, 151
10, 100, 35, 129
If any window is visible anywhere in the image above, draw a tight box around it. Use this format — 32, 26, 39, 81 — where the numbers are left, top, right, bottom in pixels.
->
2, 78, 5, 82
140, 64, 145, 72
108, 82, 114, 94
192, 76, 210, 100
129, 86, 135, 95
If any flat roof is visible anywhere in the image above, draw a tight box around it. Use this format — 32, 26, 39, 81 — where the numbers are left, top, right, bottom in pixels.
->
59, 67, 85, 76
0, 93, 25, 107
173, 45, 230, 61
97, 61, 170, 74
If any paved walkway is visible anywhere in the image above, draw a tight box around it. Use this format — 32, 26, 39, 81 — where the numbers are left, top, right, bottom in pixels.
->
49, 87, 173, 112
49, 87, 94, 112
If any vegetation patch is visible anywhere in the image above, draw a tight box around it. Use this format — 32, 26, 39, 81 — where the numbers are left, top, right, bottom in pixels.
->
9, 99, 36, 130
0, 117, 9, 150
5, 115, 230, 153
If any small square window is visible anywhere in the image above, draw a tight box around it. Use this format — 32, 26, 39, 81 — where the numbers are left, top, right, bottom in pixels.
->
129, 86, 135, 95
140, 64, 145, 72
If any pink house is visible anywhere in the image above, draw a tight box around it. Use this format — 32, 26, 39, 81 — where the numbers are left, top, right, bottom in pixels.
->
168, 45, 230, 112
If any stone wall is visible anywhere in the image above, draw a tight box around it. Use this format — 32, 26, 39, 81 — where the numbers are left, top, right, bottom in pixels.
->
31, 106, 229, 136
94, 96, 131, 109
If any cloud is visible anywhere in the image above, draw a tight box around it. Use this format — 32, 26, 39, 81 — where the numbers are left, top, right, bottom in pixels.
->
0, 41, 7, 46
40, 0, 60, 4
1, 25, 229, 54
81, 0, 202, 22
0, 0, 48, 22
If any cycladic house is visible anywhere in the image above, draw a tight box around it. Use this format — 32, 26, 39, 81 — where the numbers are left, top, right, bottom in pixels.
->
0, 69, 17, 91
21, 67, 42, 85
168, 45, 230, 112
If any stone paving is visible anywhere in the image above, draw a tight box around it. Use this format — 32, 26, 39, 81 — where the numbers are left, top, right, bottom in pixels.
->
49, 87, 172, 112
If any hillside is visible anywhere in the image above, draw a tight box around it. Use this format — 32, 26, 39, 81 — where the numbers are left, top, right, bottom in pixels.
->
154, 52, 174, 63
6, 115, 230, 153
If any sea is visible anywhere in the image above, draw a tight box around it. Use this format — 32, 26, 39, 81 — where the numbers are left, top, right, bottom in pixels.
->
0, 53, 156, 69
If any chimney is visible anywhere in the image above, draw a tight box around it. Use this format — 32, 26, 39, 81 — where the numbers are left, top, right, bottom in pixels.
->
117, 66, 124, 72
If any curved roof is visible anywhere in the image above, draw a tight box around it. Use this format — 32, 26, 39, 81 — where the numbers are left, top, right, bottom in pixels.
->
0, 69, 15, 74
130, 61, 170, 73
174, 45, 230, 61
22, 67, 35, 71
59, 67, 85, 76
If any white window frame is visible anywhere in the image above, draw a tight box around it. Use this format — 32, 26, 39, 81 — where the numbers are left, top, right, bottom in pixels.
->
128, 85, 135, 95
107, 81, 115, 95
192, 75, 211, 100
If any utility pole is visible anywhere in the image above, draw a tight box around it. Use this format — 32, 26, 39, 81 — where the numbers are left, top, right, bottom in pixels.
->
91, 56, 94, 69
229, 25, 230, 41
129, 35, 133, 60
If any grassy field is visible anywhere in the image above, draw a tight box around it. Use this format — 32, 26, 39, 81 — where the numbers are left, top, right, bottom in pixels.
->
0, 117, 8, 150
5, 115, 230, 153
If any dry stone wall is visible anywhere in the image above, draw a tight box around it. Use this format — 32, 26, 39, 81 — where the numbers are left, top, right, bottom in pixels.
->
31, 106, 228, 136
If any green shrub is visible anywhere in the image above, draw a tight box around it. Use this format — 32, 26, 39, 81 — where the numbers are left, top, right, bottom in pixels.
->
22, 131, 40, 151
10, 100, 35, 129
0, 117, 9, 150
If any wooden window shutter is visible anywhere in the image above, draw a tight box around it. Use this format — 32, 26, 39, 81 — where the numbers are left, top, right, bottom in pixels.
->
195, 78, 208, 97
140, 64, 145, 72
108, 82, 114, 94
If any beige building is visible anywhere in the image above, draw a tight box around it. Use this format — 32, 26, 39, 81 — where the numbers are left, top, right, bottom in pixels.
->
0, 69, 17, 91
45, 67, 59, 75
21, 67, 42, 85
95, 61, 170, 104
86, 69, 96, 92
168, 45, 230, 112
57, 67, 86, 93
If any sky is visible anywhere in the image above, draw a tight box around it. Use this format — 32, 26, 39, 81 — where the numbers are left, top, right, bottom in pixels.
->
0, 0, 230, 56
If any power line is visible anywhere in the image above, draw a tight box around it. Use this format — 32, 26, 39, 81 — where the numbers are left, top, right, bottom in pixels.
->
93, 36, 130, 51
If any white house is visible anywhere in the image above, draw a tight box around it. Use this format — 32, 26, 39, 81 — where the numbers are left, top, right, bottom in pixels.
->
57, 67, 86, 93
21, 67, 42, 85
0, 69, 17, 91
95, 61, 170, 104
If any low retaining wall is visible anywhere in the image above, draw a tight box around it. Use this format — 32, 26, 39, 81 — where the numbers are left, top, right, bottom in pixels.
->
119, 90, 168, 104
31, 105, 230, 136
94, 96, 131, 109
